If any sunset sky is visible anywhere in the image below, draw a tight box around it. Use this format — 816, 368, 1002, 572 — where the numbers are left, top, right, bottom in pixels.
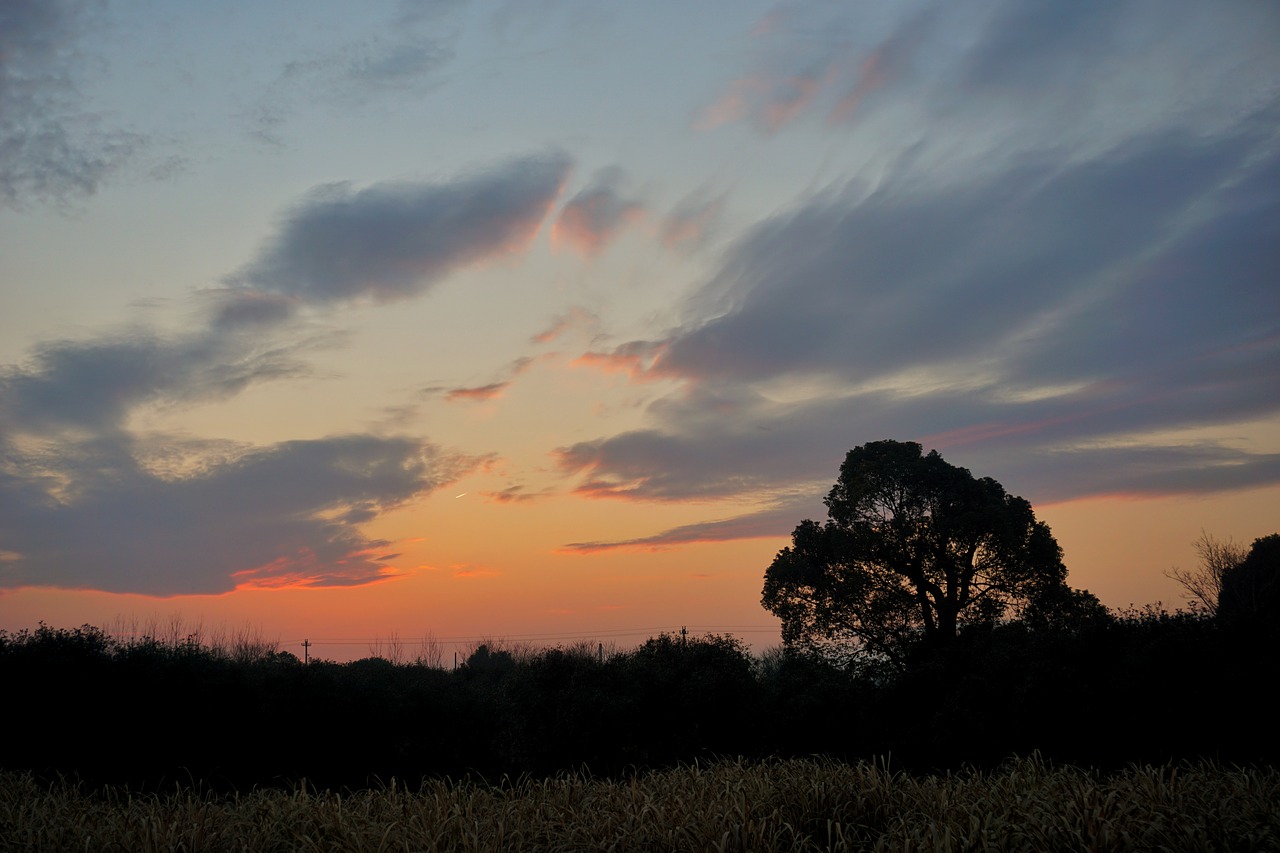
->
2, 0, 1278, 660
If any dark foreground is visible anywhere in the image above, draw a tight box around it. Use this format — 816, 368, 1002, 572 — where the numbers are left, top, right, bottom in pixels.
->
1, 609, 1275, 791
4, 757, 1278, 852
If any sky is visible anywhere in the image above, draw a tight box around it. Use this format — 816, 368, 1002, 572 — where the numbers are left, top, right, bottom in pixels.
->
2, 0, 1278, 661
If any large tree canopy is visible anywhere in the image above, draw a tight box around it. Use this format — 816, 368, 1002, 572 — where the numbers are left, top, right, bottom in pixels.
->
762, 440, 1079, 665
1217, 533, 1280, 635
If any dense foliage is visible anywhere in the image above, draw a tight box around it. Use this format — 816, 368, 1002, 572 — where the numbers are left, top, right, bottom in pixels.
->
0, 607, 1274, 791
762, 441, 1087, 666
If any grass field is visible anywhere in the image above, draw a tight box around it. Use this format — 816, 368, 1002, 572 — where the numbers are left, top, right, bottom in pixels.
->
3, 755, 1277, 852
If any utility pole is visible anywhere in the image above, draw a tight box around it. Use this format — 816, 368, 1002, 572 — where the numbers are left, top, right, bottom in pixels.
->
680, 626, 687, 646
598, 642, 603, 663
302, 639, 310, 665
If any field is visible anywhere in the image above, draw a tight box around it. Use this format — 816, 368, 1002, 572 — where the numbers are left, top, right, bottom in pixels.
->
4, 756, 1277, 852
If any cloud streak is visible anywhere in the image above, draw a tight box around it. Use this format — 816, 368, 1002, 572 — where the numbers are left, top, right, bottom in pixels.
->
550, 169, 644, 258
557, 0, 1280, 549
229, 152, 572, 304
441, 356, 537, 404
0, 325, 312, 434
561, 494, 824, 553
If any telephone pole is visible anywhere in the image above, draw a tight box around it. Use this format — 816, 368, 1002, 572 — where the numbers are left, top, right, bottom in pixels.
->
302, 639, 310, 664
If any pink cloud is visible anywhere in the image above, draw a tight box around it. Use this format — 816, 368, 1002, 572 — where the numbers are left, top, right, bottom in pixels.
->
569, 341, 668, 380
232, 547, 405, 590
694, 19, 907, 134
828, 48, 889, 124
760, 64, 837, 133
695, 64, 839, 134
445, 381, 509, 403
532, 306, 599, 344
694, 77, 758, 131
660, 195, 724, 251
551, 181, 645, 258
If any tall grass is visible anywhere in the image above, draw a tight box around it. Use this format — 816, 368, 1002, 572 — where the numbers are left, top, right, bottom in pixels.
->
3, 756, 1276, 852
105, 614, 281, 663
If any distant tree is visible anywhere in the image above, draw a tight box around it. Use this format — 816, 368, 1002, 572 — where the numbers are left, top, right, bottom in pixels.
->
1217, 533, 1280, 633
461, 642, 517, 676
1165, 531, 1247, 615
1019, 583, 1110, 633
762, 440, 1073, 666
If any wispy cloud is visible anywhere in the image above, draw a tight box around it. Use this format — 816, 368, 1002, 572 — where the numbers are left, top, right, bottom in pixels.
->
659, 193, 724, 252
561, 494, 824, 553
531, 307, 599, 344
550, 168, 645, 258
569, 342, 667, 380
228, 152, 572, 304
0, 325, 313, 434
557, 0, 1280, 539
693, 2, 917, 134
445, 382, 510, 403
698, 0, 1278, 143
0, 0, 140, 208
441, 356, 537, 404
243, 0, 468, 144
453, 564, 500, 579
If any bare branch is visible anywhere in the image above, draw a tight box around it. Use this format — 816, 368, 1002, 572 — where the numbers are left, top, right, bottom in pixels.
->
1165, 530, 1246, 615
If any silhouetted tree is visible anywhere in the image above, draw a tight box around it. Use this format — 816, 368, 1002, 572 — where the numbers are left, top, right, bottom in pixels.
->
1218, 533, 1280, 635
1020, 583, 1110, 633
762, 440, 1073, 666
1165, 531, 1247, 615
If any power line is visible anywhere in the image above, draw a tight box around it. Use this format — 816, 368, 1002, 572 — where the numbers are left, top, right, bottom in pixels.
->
282, 624, 782, 648
287, 625, 772, 642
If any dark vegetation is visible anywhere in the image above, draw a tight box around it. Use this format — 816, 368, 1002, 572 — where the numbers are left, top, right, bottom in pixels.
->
0, 601, 1274, 792
1, 441, 1275, 793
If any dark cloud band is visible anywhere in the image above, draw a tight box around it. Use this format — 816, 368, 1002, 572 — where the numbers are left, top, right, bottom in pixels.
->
228, 152, 572, 303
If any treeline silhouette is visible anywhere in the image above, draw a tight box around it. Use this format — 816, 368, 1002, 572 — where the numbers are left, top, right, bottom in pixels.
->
1, 604, 1274, 792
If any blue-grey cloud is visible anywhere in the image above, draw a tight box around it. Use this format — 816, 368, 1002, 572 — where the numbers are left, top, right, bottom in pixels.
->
561, 493, 824, 553
704, 0, 1278, 142
0, 326, 311, 434
279, 36, 452, 96
659, 191, 724, 252
559, 357, 1280, 508
207, 290, 299, 332
557, 1, 1280, 549
0, 434, 472, 595
244, 0, 468, 145
962, 0, 1125, 93
0, 0, 139, 209
556, 375, 1280, 549
396, 0, 471, 28
227, 152, 571, 303
658, 122, 1274, 388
